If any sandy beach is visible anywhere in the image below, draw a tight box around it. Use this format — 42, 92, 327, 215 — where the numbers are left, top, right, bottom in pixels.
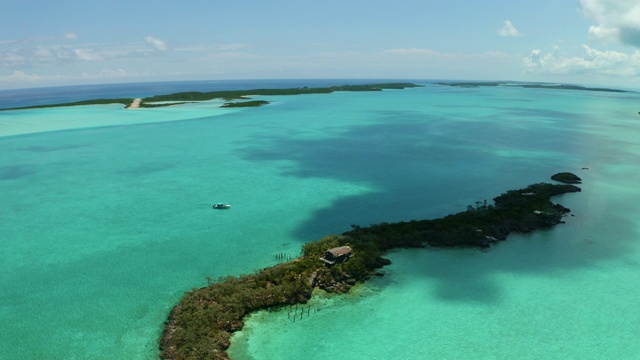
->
128, 98, 142, 109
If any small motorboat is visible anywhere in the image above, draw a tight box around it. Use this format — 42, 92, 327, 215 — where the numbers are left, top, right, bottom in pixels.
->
213, 203, 231, 209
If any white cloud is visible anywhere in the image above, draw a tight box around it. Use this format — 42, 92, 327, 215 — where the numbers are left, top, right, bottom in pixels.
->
581, 0, 640, 47
588, 24, 620, 43
523, 44, 640, 76
2, 45, 85, 67
74, 49, 103, 61
498, 20, 522, 37
145, 36, 168, 51
0, 40, 172, 70
34, 46, 53, 59
0, 52, 26, 68
64, 32, 78, 40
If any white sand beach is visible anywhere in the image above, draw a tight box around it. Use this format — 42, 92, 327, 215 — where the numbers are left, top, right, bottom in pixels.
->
128, 98, 142, 109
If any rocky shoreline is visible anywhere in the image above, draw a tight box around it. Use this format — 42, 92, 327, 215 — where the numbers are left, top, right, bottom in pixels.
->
160, 176, 581, 360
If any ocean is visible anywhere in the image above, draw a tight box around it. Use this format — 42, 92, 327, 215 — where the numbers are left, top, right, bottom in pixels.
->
1, 80, 639, 359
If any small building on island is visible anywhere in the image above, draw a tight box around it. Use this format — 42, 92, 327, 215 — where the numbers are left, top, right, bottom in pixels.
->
320, 245, 353, 266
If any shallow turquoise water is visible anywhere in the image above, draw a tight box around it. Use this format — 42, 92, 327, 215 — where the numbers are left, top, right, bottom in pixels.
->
1, 82, 639, 359
230, 178, 640, 359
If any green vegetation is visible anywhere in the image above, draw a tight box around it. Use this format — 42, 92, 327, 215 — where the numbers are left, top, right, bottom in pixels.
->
141, 83, 420, 105
0, 98, 134, 111
519, 84, 628, 92
438, 81, 629, 93
0, 83, 421, 111
220, 100, 270, 108
160, 181, 581, 360
551, 172, 582, 184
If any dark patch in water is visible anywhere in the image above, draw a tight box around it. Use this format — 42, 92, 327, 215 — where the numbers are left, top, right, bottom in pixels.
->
239, 113, 539, 237
239, 109, 638, 303
0, 165, 33, 180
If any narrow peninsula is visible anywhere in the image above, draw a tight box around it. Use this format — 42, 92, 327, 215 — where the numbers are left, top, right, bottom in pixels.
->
0, 83, 421, 111
160, 177, 581, 360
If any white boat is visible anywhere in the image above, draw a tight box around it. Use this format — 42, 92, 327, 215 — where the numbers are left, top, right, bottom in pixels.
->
213, 203, 231, 209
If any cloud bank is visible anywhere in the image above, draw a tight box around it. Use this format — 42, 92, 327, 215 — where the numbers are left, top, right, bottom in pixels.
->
0, 36, 170, 70
581, 0, 640, 46
524, 45, 640, 77
522, 1, 640, 81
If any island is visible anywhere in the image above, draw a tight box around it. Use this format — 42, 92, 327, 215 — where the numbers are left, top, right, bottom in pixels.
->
0, 83, 421, 111
551, 172, 583, 184
220, 100, 270, 108
437, 81, 630, 93
0, 97, 137, 111
160, 178, 581, 360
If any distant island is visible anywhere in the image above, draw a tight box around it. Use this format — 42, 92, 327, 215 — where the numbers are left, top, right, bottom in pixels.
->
2, 81, 633, 112
160, 176, 581, 360
0, 83, 421, 111
437, 81, 630, 93
220, 100, 270, 108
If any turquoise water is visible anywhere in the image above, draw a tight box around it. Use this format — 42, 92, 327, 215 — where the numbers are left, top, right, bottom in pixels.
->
1, 82, 639, 359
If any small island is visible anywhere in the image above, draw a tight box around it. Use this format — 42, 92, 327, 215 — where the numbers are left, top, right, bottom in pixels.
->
220, 100, 270, 108
551, 172, 582, 184
160, 179, 581, 360
0, 83, 421, 111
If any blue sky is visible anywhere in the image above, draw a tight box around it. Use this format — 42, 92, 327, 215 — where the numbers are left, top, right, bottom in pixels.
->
1, 0, 639, 89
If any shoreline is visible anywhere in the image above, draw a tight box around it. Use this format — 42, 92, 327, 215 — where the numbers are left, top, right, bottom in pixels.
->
0, 104, 236, 138
0, 83, 420, 138
0, 83, 421, 112
160, 179, 581, 359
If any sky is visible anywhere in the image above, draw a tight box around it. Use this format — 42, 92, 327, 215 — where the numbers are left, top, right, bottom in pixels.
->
1, 0, 640, 90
